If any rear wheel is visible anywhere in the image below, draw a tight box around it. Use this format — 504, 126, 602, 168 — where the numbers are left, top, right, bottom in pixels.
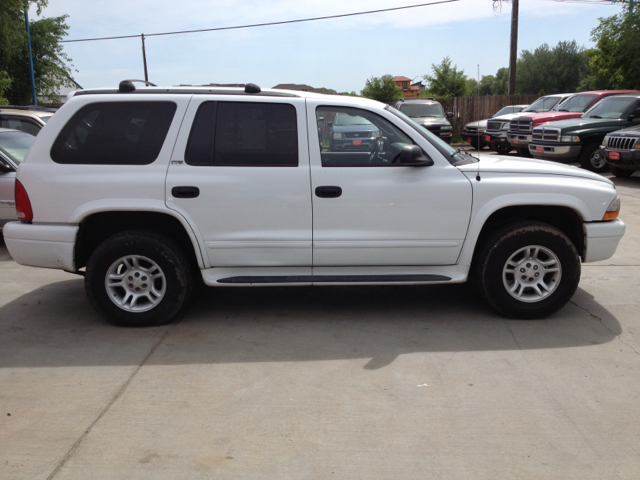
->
85, 230, 193, 327
609, 165, 634, 178
476, 222, 580, 319
518, 147, 532, 158
579, 143, 608, 173
496, 144, 512, 155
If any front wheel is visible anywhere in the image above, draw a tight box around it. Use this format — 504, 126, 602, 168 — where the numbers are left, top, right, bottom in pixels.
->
495, 144, 512, 155
85, 230, 193, 327
579, 143, 608, 173
476, 222, 580, 319
609, 165, 634, 178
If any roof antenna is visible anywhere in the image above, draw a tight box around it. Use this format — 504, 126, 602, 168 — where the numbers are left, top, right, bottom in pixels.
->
476, 64, 481, 182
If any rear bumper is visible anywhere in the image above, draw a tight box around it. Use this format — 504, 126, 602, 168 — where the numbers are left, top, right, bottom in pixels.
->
3, 222, 78, 272
583, 219, 626, 263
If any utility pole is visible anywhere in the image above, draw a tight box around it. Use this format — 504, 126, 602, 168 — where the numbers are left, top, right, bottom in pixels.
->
23, 2, 37, 105
508, 0, 519, 95
141, 34, 149, 83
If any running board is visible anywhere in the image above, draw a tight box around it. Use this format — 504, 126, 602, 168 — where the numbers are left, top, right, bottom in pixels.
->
201, 266, 469, 287
217, 274, 451, 284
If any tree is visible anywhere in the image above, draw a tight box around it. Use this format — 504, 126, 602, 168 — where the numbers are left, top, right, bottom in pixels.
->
516, 41, 588, 94
493, 68, 509, 95
0, 72, 11, 105
478, 75, 495, 96
0, 0, 74, 105
585, 5, 640, 90
423, 57, 468, 99
466, 77, 479, 96
360, 75, 402, 103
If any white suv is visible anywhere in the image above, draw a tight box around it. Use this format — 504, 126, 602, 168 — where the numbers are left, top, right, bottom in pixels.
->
3, 81, 626, 326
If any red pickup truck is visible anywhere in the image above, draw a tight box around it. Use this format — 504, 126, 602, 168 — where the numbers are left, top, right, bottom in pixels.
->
507, 90, 640, 155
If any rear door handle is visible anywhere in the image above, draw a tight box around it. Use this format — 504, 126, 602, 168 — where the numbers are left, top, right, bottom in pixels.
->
315, 186, 342, 198
171, 186, 200, 198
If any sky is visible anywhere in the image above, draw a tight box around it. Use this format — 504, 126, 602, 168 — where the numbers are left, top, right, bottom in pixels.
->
33, 0, 624, 94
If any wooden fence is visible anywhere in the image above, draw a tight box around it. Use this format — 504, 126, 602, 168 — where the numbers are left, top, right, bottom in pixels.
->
436, 94, 540, 136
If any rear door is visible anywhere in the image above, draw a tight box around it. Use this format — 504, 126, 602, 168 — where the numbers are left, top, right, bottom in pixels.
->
166, 96, 313, 268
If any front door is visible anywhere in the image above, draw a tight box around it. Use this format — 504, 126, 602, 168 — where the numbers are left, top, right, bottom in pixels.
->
308, 101, 473, 267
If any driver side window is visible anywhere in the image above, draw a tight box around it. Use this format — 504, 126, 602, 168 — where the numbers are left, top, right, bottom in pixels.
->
316, 106, 413, 167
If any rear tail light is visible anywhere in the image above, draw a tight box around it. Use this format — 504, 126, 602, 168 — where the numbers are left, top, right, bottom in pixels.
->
15, 179, 33, 222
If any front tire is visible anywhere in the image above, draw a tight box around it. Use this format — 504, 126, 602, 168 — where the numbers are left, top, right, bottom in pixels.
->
476, 222, 580, 319
495, 144, 512, 155
609, 165, 634, 178
579, 143, 608, 173
85, 230, 193, 327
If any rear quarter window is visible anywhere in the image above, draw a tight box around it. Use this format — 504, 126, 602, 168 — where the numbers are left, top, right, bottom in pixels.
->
50, 101, 177, 165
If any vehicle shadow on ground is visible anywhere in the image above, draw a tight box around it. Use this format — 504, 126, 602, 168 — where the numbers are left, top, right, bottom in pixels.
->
0, 276, 622, 370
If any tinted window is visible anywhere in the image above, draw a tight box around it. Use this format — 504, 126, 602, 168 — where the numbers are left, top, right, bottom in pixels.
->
50, 102, 176, 165
185, 102, 298, 166
1, 117, 40, 136
555, 94, 598, 113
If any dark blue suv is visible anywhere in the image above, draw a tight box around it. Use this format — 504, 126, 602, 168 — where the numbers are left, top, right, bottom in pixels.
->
329, 112, 380, 151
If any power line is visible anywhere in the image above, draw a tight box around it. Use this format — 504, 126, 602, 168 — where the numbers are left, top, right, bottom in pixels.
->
60, 0, 462, 43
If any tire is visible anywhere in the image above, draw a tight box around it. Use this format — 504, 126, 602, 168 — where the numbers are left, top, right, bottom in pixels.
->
470, 139, 481, 150
476, 222, 580, 319
518, 147, 532, 158
85, 230, 193, 327
609, 165, 634, 178
495, 144, 512, 155
579, 143, 608, 173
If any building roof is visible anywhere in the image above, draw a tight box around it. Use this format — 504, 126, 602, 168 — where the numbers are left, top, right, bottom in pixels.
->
393, 76, 412, 82
272, 84, 315, 91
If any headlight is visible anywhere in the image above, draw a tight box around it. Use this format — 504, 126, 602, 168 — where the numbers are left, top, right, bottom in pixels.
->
560, 135, 580, 143
332, 132, 342, 139
603, 194, 621, 220
371, 131, 380, 138
502, 122, 510, 130
602, 135, 609, 146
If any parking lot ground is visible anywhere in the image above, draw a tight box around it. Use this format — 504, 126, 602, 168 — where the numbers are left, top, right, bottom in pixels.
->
1, 173, 640, 479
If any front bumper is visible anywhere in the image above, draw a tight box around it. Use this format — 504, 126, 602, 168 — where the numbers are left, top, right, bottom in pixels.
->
584, 218, 626, 263
507, 132, 532, 148
601, 146, 640, 169
462, 130, 486, 146
3, 222, 78, 272
485, 131, 509, 148
529, 143, 582, 161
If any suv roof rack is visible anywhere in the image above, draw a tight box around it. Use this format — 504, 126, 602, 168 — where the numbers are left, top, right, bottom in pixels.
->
75, 82, 300, 98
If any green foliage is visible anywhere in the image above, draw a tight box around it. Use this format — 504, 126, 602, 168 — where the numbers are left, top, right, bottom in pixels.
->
466, 78, 479, 96
339, 91, 359, 97
423, 57, 468, 99
0, 71, 11, 105
478, 75, 495, 96
0, 1, 74, 105
315, 87, 337, 95
516, 41, 588, 94
585, 6, 640, 90
360, 75, 402, 103
493, 68, 509, 95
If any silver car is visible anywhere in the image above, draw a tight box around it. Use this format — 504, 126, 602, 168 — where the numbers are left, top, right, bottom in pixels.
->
0, 128, 35, 228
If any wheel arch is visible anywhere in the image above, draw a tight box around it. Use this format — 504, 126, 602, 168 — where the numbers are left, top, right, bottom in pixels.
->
75, 210, 206, 271
462, 203, 586, 270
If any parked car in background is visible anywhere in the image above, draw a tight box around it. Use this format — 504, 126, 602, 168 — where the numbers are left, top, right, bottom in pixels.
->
329, 111, 380, 151
600, 125, 640, 177
529, 94, 640, 172
0, 105, 56, 136
462, 105, 528, 150
484, 94, 572, 155
0, 128, 36, 228
507, 90, 640, 157
395, 98, 454, 144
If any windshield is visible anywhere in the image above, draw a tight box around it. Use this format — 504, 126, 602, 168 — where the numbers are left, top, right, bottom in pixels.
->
0, 131, 35, 164
399, 103, 444, 118
494, 106, 521, 117
555, 94, 598, 113
583, 96, 638, 119
524, 96, 562, 113
333, 113, 373, 126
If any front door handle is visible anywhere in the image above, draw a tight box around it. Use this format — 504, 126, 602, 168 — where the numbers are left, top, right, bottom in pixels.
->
172, 186, 200, 198
315, 186, 342, 198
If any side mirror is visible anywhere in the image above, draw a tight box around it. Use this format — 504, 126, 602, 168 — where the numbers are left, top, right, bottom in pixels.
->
318, 116, 325, 122
399, 145, 434, 166
629, 108, 640, 120
327, 121, 333, 127
0, 158, 14, 173
446, 112, 454, 119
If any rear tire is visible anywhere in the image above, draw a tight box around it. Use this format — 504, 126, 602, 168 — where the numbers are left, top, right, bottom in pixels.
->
496, 144, 512, 155
518, 147, 532, 158
476, 222, 580, 319
85, 230, 193, 327
609, 165, 634, 178
579, 143, 608, 173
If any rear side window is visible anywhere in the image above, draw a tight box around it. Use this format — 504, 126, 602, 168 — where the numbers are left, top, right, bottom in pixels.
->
50, 102, 176, 165
1, 117, 40, 136
185, 102, 298, 166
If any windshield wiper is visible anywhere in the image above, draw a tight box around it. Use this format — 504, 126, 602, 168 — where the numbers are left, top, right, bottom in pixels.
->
589, 115, 602, 118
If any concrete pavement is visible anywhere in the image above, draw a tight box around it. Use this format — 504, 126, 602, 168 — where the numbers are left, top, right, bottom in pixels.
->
1, 173, 639, 479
